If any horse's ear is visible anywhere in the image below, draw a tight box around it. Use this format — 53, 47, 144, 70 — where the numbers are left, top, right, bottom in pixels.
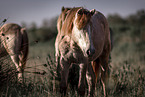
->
90, 9, 96, 15
21, 28, 26, 34
61, 6, 65, 12
77, 8, 83, 15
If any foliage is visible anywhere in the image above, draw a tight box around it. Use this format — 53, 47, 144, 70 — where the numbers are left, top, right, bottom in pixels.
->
108, 9, 145, 65
23, 16, 58, 44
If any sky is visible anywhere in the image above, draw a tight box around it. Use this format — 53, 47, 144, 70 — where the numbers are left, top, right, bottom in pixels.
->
0, 0, 145, 27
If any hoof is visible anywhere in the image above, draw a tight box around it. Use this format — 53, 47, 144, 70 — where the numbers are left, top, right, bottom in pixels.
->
87, 94, 94, 97
60, 84, 67, 96
78, 87, 85, 96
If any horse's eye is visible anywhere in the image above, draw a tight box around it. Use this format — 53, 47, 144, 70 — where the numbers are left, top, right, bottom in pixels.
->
2, 33, 5, 36
84, 11, 88, 14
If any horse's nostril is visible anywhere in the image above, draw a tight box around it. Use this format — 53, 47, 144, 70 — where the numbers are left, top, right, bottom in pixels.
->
86, 49, 91, 56
86, 49, 95, 56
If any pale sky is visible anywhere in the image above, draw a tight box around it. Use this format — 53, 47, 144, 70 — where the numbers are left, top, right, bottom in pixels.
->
0, 0, 145, 26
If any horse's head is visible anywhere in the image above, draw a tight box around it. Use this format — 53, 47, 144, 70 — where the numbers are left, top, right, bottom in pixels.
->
72, 8, 96, 57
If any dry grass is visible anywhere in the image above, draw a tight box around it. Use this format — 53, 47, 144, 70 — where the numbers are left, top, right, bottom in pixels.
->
0, 37, 145, 97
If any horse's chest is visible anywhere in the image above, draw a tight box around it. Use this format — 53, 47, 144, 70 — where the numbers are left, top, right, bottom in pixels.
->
59, 36, 71, 56
59, 36, 85, 62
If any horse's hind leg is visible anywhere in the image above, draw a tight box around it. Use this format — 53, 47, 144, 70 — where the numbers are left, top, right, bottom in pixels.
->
100, 63, 109, 97
9, 54, 21, 79
10, 53, 24, 81
100, 54, 110, 97
86, 62, 96, 97
19, 28, 29, 82
92, 58, 101, 82
18, 54, 25, 82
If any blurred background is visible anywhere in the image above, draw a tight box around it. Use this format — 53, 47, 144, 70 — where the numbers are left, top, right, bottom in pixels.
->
0, 0, 145, 96
1, 0, 144, 25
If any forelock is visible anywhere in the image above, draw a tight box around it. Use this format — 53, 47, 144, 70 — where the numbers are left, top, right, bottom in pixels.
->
61, 7, 82, 34
75, 8, 92, 29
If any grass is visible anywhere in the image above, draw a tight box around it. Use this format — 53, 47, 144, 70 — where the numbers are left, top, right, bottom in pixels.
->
0, 22, 145, 96
0, 37, 145, 97
0, 54, 144, 96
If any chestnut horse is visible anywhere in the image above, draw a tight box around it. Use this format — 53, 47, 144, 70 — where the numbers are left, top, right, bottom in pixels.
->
0, 23, 29, 81
55, 7, 111, 96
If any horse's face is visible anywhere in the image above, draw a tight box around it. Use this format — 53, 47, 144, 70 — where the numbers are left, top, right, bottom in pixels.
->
72, 8, 96, 57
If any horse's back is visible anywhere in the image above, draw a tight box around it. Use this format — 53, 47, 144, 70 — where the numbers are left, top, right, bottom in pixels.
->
1, 23, 22, 54
0, 23, 29, 62
1, 23, 21, 34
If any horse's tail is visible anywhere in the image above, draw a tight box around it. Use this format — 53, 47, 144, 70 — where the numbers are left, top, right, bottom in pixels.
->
20, 28, 29, 69
91, 58, 101, 82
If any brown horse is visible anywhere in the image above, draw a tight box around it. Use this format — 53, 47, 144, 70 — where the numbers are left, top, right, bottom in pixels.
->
0, 23, 29, 81
55, 7, 111, 96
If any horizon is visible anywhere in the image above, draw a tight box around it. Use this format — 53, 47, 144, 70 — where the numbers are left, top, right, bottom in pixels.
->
0, 0, 145, 27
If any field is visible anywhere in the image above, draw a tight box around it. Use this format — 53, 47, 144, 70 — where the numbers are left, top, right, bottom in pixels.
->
0, 10, 145, 97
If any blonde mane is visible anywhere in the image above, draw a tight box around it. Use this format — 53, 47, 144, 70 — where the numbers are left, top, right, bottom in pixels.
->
61, 7, 81, 34
61, 7, 95, 35
57, 7, 72, 33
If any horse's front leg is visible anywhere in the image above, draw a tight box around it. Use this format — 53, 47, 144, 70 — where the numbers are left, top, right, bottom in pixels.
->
56, 55, 61, 80
86, 62, 96, 97
60, 57, 70, 95
78, 63, 87, 96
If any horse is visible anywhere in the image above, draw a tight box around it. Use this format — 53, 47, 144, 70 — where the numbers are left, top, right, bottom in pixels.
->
55, 7, 111, 96
0, 23, 29, 81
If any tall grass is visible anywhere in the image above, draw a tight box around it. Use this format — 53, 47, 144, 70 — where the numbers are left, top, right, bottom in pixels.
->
0, 37, 145, 96
0, 53, 144, 97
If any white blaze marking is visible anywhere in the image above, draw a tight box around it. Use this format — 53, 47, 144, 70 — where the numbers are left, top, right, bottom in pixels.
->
73, 25, 87, 51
